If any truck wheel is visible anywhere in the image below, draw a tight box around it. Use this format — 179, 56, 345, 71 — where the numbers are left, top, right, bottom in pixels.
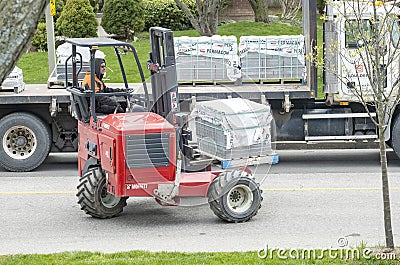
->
76, 167, 127, 219
386, 139, 393, 149
391, 114, 400, 158
0, 112, 51, 172
207, 170, 262, 223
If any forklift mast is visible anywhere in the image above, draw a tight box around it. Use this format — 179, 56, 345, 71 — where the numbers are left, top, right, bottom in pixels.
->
148, 27, 179, 123
148, 27, 196, 170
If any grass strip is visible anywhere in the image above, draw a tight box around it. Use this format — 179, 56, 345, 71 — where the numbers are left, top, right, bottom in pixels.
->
0, 249, 399, 265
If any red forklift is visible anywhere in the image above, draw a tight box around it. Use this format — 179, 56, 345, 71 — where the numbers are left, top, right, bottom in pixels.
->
66, 27, 262, 222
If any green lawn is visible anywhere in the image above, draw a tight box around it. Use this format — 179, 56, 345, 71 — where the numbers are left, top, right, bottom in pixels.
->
217, 20, 302, 39
17, 51, 50, 83
1, 250, 398, 264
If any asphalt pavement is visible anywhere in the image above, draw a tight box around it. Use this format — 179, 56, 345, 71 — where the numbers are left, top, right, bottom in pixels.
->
0, 149, 399, 254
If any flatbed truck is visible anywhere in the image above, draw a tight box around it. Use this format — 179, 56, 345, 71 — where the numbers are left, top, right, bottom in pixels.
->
0, 0, 398, 172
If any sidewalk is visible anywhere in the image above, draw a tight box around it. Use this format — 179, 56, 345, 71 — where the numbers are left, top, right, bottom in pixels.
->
96, 13, 111, 37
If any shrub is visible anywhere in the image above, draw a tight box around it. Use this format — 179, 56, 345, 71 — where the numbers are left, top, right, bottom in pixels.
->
31, 22, 48, 51
88, 0, 98, 12
143, 0, 196, 31
56, 0, 98, 38
317, 0, 326, 14
53, 0, 66, 35
55, 0, 66, 21
33, 0, 67, 51
101, 0, 145, 40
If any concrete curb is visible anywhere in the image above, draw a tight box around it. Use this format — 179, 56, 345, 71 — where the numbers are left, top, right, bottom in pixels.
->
275, 141, 380, 150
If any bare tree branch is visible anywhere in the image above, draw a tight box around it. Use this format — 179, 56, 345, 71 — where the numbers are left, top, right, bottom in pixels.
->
174, 0, 219, 36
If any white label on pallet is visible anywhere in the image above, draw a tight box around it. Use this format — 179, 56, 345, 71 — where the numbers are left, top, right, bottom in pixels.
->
56, 43, 105, 64
174, 36, 241, 81
175, 35, 237, 58
239, 35, 305, 61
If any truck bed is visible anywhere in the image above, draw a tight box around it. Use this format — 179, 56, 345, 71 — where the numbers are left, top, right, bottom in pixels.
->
0, 82, 312, 105
134, 82, 312, 101
0, 84, 71, 104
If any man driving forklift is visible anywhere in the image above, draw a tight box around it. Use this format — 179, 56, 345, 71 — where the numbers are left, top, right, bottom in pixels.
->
82, 58, 125, 114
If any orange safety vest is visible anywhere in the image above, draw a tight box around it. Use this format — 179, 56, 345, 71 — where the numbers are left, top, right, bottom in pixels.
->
82, 72, 105, 92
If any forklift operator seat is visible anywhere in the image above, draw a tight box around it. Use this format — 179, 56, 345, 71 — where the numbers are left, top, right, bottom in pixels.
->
65, 37, 150, 122
71, 93, 90, 123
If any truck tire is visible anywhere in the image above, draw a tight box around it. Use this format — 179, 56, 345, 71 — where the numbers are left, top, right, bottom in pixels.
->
76, 167, 127, 219
386, 139, 393, 149
391, 114, 400, 158
0, 112, 51, 172
207, 170, 262, 223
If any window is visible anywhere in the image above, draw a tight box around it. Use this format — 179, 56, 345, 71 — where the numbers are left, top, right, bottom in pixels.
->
345, 19, 371, 48
391, 17, 400, 47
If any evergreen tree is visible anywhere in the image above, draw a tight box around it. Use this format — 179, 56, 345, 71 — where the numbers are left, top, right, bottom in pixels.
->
101, 0, 145, 40
56, 0, 98, 38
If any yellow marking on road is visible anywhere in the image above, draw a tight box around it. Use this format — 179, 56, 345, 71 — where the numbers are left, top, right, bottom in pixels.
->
1, 187, 400, 195
0, 191, 75, 195
263, 187, 400, 191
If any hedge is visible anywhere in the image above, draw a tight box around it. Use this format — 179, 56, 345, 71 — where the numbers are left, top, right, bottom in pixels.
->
56, 0, 98, 38
143, 0, 196, 31
101, 0, 145, 40
317, 0, 326, 14
31, 22, 48, 51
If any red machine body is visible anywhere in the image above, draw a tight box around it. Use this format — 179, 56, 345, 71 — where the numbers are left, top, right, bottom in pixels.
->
78, 112, 217, 198
70, 33, 262, 222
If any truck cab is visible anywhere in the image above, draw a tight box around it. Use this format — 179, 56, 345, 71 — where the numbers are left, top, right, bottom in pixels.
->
324, 1, 400, 104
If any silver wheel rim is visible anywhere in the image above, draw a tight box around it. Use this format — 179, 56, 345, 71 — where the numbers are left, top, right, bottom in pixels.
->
101, 185, 121, 208
3, 126, 37, 160
227, 184, 254, 213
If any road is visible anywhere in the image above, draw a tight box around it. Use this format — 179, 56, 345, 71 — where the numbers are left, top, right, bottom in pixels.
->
0, 149, 400, 254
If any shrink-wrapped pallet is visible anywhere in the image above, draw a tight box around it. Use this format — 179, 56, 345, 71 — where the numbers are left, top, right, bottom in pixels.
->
1, 67, 24, 92
174, 36, 241, 82
191, 98, 273, 160
1, 67, 23, 87
239, 35, 306, 80
55, 43, 105, 83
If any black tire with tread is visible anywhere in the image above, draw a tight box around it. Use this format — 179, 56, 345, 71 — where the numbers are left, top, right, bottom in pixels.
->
0, 112, 51, 172
207, 170, 262, 223
392, 114, 400, 158
77, 167, 127, 219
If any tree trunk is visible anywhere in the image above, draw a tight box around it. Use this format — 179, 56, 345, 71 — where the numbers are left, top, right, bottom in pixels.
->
174, 0, 219, 36
248, 0, 269, 23
372, 9, 395, 248
317, 0, 397, 250
377, 121, 395, 249
0, 0, 47, 84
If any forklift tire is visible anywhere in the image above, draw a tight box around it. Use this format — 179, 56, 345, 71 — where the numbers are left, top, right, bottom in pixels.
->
391, 114, 400, 158
0, 112, 51, 172
77, 167, 127, 219
207, 170, 262, 223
